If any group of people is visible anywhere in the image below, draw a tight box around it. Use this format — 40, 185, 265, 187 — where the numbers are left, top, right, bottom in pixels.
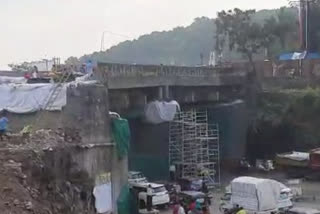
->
173, 199, 210, 214
24, 66, 39, 80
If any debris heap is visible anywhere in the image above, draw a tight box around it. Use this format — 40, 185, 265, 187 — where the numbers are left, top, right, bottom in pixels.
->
0, 128, 95, 214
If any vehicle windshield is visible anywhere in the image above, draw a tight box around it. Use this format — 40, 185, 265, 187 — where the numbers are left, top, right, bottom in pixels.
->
280, 192, 289, 199
152, 186, 166, 193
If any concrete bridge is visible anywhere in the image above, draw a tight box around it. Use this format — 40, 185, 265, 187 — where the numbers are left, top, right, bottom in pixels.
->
98, 63, 249, 113
101, 63, 247, 89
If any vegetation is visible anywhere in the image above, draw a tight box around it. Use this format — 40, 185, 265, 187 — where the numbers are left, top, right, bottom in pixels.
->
215, 9, 268, 72
8, 63, 34, 72
65, 8, 299, 67
248, 88, 320, 160
308, 0, 320, 51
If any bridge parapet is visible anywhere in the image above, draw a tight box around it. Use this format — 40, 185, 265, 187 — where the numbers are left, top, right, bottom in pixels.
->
99, 63, 247, 89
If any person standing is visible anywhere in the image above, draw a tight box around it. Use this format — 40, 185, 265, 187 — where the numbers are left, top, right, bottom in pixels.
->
146, 184, 153, 211
0, 110, 9, 141
173, 202, 186, 214
85, 60, 93, 74
32, 66, 39, 78
169, 164, 176, 181
188, 199, 196, 214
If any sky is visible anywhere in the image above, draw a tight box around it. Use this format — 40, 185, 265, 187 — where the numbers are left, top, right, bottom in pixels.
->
0, 0, 289, 70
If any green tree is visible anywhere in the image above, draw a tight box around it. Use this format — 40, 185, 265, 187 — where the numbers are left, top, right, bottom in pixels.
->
8, 62, 33, 72
273, 7, 298, 50
72, 8, 298, 66
215, 9, 265, 72
308, 1, 320, 51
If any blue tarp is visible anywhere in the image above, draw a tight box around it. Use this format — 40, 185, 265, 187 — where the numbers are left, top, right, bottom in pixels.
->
279, 52, 320, 61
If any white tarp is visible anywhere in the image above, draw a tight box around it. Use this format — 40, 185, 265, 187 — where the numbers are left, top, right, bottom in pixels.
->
231, 177, 280, 212
93, 183, 112, 213
0, 83, 67, 113
292, 51, 307, 60
277, 152, 310, 162
0, 76, 27, 84
144, 100, 180, 124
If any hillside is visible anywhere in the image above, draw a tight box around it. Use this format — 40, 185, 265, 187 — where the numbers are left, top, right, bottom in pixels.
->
79, 8, 297, 66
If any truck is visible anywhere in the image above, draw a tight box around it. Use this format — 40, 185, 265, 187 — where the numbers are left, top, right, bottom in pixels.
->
276, 149, 320, 180
221, 177, 292, 214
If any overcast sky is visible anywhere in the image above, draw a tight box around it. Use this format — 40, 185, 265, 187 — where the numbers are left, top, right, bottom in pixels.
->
0, 0, 289, 69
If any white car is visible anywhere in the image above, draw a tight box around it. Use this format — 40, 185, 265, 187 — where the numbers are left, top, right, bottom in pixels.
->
131, 182, 170, 207
128, 171, 148, 185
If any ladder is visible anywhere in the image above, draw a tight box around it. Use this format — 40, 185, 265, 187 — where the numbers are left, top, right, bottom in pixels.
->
43, 72, 71, 110
32, 71, 72, 128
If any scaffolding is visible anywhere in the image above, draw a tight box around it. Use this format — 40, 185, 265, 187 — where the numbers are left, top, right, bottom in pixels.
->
169, 109, 220, 185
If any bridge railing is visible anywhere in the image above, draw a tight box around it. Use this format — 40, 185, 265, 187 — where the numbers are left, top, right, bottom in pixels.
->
102, 63, 245, 78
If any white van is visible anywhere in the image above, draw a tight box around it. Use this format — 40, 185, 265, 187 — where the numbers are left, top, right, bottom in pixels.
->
131, 182, 170, 207
221, 177, 292, 214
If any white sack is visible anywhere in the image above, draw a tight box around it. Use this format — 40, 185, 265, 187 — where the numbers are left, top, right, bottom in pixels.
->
144, 100, 180, 124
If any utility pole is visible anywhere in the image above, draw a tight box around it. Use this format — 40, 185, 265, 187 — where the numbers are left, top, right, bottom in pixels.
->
290, 0, 315, 51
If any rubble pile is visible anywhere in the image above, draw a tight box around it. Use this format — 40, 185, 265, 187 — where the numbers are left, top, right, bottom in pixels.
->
0, 129, 95, 214
4, 128, 82, 152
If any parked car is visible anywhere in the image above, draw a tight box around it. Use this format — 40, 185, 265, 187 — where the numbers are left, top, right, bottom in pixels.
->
128, 171, 147, 185
286, 207, 320, 214
131, 182, 170, 207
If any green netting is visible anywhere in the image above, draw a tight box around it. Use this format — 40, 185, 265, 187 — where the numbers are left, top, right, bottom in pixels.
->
207, 101, 248, 160
117, 184, 138, 214
111, 118, 130, 159
129, 154, 169, 181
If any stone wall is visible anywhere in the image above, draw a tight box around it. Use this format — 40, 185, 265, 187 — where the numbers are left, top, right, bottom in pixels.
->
43, 145, 127, 213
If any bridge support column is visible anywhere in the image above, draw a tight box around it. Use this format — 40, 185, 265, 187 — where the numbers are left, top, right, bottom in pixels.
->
158, 86, 163, 100
164, 85, 170, 100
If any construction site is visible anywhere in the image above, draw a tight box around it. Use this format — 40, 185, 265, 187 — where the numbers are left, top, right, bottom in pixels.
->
2, 57, 320, 214
3, 1, 320, 213
0, 62, 247, 214
169, 109, 220, 185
